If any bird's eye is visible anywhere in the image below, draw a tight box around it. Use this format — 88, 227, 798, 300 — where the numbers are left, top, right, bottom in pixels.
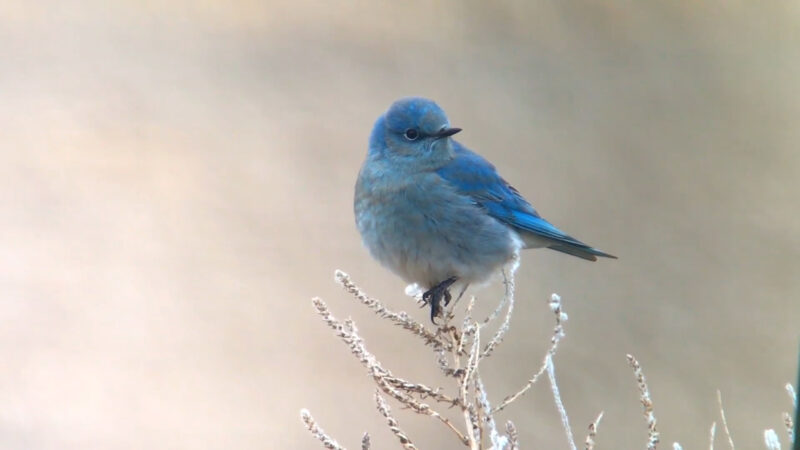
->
403, 129, 419, 141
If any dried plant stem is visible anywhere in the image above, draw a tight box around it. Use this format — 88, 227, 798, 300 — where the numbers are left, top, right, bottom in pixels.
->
304, 269, 580, 449
506, 421, 520, 450
380, 377, 469, 445
717, 390, 735, 449
300, 409, 346, 450
585, 411, 604, 450
763, 429, 781, 450
304, 269, 797, 450
492, 293, 567, 414
375, 391, 417, 449
361, 433, 370, 450
481, 261, 518, 358
784, 382, 796, 445
460, 323, 481, 450
547, 354, 577, 450
476, 376, 507, 450
627, 354, 659, 450
709, 422, 717, 450
383, 375, 460, 407
311, 297, 469, 445
334, 270, 450, 351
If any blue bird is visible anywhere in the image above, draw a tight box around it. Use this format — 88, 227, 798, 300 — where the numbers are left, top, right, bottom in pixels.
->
354, 97, 615, 321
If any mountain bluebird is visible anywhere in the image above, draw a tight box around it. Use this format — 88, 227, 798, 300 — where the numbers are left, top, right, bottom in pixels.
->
354, 97, 615, 322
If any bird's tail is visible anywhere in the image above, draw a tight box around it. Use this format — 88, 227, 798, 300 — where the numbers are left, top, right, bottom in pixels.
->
517, 224, 617, 261
545, 242, 617, 261
513, 213, 617, 261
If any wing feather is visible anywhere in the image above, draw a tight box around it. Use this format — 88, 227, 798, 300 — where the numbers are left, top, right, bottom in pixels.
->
436, 143, 616, 260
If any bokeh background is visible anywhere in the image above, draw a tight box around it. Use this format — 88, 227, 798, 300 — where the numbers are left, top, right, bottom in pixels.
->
1, 1, 799, 448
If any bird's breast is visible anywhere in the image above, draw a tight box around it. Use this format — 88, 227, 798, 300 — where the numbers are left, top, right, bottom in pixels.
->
355, 170, 519, 287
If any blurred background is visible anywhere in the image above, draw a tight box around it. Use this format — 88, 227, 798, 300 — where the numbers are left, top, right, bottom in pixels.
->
1, 0, 799, 448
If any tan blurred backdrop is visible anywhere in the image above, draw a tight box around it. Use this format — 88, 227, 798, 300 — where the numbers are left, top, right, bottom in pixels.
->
1, 0, 799, 448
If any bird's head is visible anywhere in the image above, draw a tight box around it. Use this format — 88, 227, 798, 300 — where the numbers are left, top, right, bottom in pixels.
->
369, 97, 461, 167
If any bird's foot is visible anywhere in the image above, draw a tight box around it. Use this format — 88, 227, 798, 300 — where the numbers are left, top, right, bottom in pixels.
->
422, 277, 458, 324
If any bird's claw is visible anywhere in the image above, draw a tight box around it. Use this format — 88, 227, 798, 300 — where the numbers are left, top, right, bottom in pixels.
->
421, 277, 458, 324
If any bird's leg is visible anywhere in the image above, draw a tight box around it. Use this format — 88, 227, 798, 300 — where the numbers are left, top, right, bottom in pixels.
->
422, 276, 458, 324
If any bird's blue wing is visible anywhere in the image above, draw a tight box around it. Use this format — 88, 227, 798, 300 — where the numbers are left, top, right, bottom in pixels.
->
436, 143, 615, 261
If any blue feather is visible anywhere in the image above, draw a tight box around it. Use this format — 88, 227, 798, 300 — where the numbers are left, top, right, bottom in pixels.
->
437, 143, 616, 261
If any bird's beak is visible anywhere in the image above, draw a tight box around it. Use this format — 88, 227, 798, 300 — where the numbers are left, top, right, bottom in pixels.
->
435, 127, 462, 138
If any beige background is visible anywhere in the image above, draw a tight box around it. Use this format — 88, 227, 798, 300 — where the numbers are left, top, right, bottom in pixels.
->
1, 1, 798, 448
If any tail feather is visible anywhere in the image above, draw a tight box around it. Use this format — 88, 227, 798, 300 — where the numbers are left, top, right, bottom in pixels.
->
546, 243, 617, 261
509, 212, 616, 261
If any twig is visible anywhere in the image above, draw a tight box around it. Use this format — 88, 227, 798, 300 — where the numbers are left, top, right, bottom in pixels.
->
627, 354, 659, 450
717, 390, 735, 449
585, 411, 604, 450
476, 376, 507, 450
361, 433, 370, 450
783, 412, 794, 444
375, 391, 417, 449
547, 354, 577, 450
492, 293, 567, 414
306, 271, 595, 450
383, 375, 461, 407
764, 429, 781, 450
481, 252, 519, 324
300, 409, 346, 450
481, 259, 518, 358
710, 422, 717, 450
785, 382, 796, 444
311, 297, 469, 445
461, 323, 481, 450
334, 270, 450, 351
376, 376, 468, 444
506, 421, 520, 450
435, 342, 461, 377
